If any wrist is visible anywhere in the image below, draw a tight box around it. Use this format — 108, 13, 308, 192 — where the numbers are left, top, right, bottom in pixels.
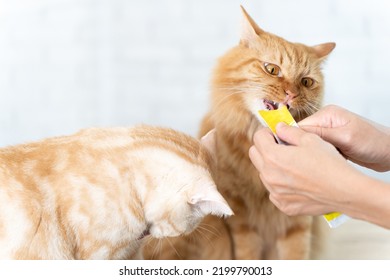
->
370, 122, 390, 171
383, 130, 390, 171
338, 171, 390, 229
317, 161, 362, 211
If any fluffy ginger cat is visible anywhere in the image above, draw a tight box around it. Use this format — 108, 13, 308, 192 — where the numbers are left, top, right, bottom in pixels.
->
0, 125, 233, 259
143, 7, 335, 260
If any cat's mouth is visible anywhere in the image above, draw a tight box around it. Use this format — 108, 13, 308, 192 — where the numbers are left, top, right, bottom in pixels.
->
262, 99, 290, 111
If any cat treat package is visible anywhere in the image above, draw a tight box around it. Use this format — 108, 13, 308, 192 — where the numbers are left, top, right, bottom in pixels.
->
256, 105, 349, 228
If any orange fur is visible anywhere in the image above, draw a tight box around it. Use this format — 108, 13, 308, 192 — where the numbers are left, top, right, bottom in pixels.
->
0, 125, 232, 259
144, 7, 335, 260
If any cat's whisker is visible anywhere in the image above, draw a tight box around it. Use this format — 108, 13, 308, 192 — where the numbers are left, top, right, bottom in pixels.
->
302, 101, 321, 116
147, 237, 163, 260
196, 224, 221, 238
146, 238, 159, 260
193, 227, 217, 249
213, 90, 240, 104
309, 102, 321, 113
165, 237, 183, 259
155, 238, 163, 260
198, 221, 222, 233
295, 107, 303, 121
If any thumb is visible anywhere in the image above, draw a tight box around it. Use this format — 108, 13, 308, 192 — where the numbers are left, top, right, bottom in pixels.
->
275, 123, 307, 146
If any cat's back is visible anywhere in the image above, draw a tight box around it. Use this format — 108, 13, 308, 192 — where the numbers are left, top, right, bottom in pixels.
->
0, 127, 136, 171
0, 135, 79, 259
0, 125, 204, 160
0, 126, 145, 214
0, 125, 212, 259
0, 129, 129, 259
121, 125, 213, 169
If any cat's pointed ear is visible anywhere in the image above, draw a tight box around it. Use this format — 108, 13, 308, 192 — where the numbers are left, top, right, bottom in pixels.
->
189, 187, 234, 218
240, 5, 264, 47
200, 129, 216, 158
312, 42, 336, 58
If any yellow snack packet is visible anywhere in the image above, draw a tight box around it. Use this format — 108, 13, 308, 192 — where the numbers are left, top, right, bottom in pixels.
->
256, 105, 349, 228
258, 106, 298, 145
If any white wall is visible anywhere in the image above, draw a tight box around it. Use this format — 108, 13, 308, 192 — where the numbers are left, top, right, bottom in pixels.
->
0, 0, 389, 181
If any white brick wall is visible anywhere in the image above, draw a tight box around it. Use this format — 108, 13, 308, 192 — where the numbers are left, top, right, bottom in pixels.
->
0, 0, 389, 181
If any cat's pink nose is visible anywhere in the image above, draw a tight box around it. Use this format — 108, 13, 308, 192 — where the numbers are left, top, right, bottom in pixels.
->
285, 89, 298, 99
283, 90, 298, 106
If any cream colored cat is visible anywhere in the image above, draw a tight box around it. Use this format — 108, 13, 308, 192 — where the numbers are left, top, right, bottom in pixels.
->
0, 125, 232, 259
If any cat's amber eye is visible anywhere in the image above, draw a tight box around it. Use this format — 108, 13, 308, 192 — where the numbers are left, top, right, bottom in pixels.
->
264, 63, 281, 76
301, 77, 314, 88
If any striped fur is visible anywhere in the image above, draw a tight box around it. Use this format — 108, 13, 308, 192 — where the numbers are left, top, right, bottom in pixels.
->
0, 125, 232, 259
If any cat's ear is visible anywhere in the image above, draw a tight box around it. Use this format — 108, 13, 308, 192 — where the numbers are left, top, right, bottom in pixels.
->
188, 186, 233, 218
312, 42, 336, 59
240, 5, 265, 47
200, 129, 216, 158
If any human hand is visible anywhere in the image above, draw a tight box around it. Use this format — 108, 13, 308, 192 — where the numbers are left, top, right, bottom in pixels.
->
249, 123, 359, 216
299, 105, 390, 172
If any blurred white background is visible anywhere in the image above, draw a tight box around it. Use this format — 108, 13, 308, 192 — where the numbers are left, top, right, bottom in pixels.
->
1, 0, 390, 258
2, 0, 389, 181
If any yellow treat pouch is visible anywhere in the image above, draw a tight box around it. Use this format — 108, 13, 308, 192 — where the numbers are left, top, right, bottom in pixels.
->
258, 106, 298, 145
256, 105, 349, 228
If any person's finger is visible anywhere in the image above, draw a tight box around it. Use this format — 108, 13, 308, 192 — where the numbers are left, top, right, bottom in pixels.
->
299, 125, 346, 148
275, 123, 307, 146
269, 193, 327, 216
258, 170, 272, 192
248, 145, 264, 171
299, 125, 325, 136
298, 113, 328, 127
299, 124, 339, 140
252, 127, 277, 152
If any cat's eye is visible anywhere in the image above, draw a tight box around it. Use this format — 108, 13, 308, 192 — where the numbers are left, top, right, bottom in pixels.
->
301, 77, 314, 88
264, 63, 281, 76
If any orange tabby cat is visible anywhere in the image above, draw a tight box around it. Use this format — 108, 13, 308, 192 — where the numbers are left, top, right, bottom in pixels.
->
0, 125, 233, 259
144, 7, 335, 260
